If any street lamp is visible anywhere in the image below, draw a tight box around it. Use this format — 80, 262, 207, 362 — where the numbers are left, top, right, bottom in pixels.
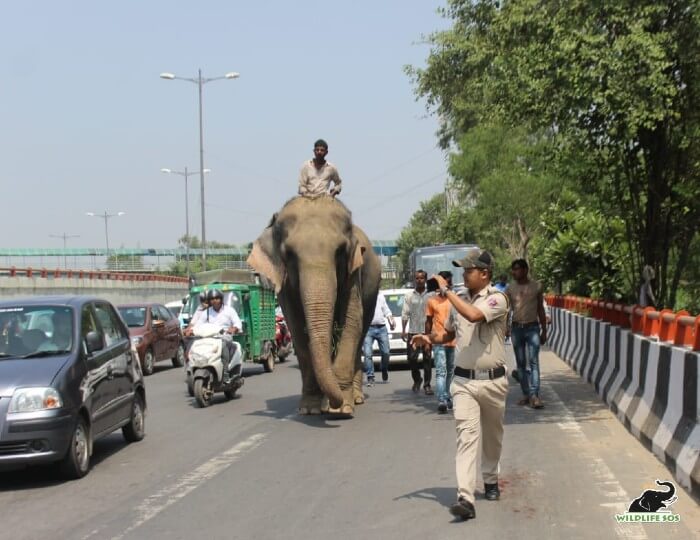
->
161, 167, 210, 276
86, 211, 125, 269
160, 69, 240, 268
49, 232, 80, 269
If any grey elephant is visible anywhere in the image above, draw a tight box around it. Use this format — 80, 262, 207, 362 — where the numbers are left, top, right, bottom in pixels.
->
247, 196, 381, 417
628, 480, 677, 512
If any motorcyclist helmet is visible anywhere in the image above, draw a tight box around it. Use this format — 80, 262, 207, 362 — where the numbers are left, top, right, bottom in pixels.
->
206, 289, 224, 302
199, 292, 208, 304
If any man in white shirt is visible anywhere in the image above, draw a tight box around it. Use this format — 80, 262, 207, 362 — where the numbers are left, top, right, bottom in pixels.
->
193, 289, 242, 382
362, 292, 395, 386
298, 139, 342, 198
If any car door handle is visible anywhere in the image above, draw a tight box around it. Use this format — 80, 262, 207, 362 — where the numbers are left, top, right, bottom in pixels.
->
107, 365, 114, 380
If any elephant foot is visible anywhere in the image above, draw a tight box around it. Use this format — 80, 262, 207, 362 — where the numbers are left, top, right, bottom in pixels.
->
327, 402, 354, 419
298, 407, 322, 415
354, 394, 365, 405
299, 394, 323, 415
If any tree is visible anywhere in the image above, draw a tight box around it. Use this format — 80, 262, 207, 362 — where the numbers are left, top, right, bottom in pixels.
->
409, 0, 700, 308
396, 194, 448, 273
444, 123, 558, 262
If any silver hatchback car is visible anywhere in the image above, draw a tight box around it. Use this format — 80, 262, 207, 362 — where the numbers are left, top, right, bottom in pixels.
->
0, 296, 146, 479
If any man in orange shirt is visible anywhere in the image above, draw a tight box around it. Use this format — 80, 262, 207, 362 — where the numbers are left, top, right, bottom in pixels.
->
426, 270, 457, 414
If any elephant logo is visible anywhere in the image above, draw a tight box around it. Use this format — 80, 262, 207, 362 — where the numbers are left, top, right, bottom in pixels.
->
627, 480, 677, 513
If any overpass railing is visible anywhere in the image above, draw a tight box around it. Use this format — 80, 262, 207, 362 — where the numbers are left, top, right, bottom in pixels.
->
0, 266, 188, 284
545, 294, 700, 351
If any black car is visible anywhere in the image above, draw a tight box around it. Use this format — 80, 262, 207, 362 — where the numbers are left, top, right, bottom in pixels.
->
0, 296, 146, 479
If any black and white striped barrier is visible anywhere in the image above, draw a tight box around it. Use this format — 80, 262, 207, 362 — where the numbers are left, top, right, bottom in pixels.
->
549, 306, 699, 497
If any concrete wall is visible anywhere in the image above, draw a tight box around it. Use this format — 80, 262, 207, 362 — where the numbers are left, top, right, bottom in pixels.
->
0, 276, 189, 305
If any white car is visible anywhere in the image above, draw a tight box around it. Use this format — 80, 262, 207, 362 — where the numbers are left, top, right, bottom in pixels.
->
371, 288, 413, 364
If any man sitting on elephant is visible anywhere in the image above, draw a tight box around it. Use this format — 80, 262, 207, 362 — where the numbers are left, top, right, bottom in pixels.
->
298, 139, 342, 198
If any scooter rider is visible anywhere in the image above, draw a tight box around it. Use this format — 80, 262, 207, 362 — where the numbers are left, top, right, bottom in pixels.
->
194, 289, 242, 382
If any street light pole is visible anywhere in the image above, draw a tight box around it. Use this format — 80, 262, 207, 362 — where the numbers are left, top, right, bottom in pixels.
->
161, 167, 210, 277
86, 211, 125, 269
160, 68, 240, 269
49, 233, 80, 269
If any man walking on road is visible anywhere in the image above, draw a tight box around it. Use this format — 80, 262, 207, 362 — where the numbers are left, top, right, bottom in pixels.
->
425, 270, 456, 413
412, 248, 509, 521
363, 292, 395, 386
402, 270, 433, 395
507, 259, 547, 409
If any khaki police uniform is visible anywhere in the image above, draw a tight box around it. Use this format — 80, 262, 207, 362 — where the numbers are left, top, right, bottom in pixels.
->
447, 285, 509, 505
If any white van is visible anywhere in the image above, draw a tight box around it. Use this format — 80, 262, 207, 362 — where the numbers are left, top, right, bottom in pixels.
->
371, 288, 413, 364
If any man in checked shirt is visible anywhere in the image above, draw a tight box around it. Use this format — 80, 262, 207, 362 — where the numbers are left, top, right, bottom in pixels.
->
298, 139, 342, 198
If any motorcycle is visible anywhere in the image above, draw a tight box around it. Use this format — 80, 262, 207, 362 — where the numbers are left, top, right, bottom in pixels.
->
187, 323, 244, 407
275, 314, 293, 362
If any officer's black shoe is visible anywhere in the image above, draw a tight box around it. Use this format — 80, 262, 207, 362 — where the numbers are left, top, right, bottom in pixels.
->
449, 498, 476, 520
484, 483, 500, 501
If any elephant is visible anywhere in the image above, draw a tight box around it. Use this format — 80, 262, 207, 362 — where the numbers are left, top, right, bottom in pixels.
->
247, 195, 381, 417
627, 480, 677, 512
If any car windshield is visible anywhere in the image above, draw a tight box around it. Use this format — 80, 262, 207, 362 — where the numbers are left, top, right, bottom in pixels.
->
382, 293, 406, 318
0, 305, 74, 358
118, 307, 147, 327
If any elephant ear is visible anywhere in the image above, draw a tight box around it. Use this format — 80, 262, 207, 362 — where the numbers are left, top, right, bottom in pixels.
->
247, 228, 284, 293
349, 242, 365, 275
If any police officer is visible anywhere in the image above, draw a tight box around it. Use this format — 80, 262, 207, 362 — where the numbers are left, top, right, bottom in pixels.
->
412, 248, 509, 521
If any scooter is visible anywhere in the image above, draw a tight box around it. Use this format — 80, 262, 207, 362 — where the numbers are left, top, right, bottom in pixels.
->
187, 323, 245, 407
275, 315, 293, 362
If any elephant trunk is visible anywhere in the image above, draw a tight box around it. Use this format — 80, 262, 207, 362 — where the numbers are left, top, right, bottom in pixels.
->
656, 480, 676, 501
301, 273, 344, 409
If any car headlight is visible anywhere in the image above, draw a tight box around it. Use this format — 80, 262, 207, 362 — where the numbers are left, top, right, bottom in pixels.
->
8, 387, 63, 414
131, 336, 143, 346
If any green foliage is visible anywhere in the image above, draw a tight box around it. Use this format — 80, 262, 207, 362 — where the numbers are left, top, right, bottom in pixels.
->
533, 201, 628, 300
408, 0, 700, 308
396, 194, 448, 271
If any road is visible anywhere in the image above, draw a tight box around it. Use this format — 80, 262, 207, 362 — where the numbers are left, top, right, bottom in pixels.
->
0, 350, 698, 540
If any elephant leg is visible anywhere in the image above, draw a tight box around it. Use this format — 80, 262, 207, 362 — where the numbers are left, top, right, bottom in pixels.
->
290, 327, 323, 415
328, 288, 364, 417
353, 348, 364, 405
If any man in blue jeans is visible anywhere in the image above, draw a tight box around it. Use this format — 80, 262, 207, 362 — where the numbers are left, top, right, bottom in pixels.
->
363, 292, 395, 386
506, 259, 547, 409
425, 270, 456, 413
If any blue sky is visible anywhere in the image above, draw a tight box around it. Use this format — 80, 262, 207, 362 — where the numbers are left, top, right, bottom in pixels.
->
2, 1, 450, 249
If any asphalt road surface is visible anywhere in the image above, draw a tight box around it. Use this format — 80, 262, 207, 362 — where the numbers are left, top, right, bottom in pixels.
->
0, 349, 698, 540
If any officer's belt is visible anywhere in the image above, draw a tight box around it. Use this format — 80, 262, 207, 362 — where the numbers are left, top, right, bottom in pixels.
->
454, 366, 506, 380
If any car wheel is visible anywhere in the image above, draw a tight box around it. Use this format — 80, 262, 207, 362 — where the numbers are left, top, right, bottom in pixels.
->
59, 416, 91, 479
122, 393, 146, 442
142, 348, 155, 375
172, 342, 185, 368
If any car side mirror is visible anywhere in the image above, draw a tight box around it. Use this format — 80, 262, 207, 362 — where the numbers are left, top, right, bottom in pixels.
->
182, 296, 188, 305
85, 331, 104, 354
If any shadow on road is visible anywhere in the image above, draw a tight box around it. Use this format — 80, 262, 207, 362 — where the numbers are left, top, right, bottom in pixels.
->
394, 486, 454, 509
0, 433, 130, 491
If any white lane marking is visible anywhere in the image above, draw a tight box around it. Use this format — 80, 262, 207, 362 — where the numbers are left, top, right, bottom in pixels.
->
107, 433, 267, 540
547, 383, 648, 540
